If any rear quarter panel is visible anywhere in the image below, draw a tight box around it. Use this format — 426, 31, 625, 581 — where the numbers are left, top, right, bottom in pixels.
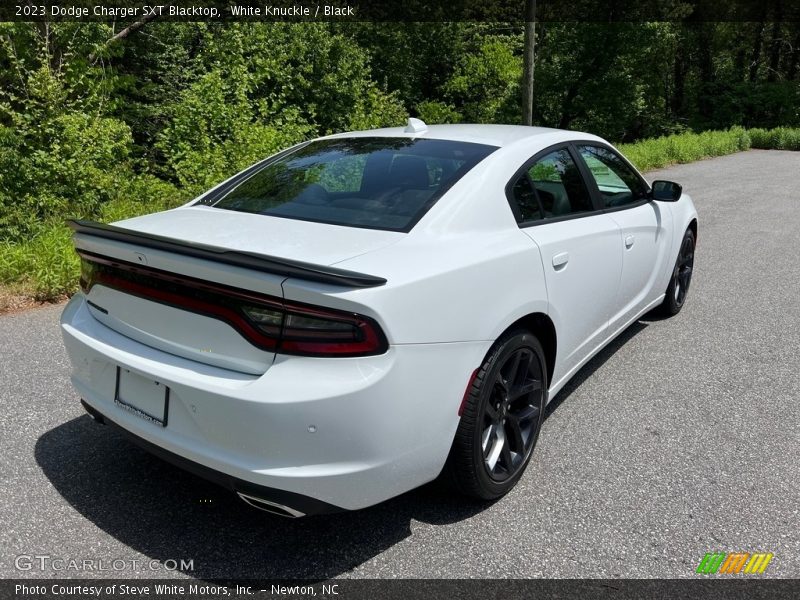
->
281, 228, 549, 345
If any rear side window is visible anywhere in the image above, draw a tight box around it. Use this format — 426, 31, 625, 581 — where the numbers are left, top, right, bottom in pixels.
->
577, 144, 648, 208
208, 137, 497, 231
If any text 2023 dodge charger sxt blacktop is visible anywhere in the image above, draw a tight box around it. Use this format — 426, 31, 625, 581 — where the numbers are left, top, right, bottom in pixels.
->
61, 121, 697, 517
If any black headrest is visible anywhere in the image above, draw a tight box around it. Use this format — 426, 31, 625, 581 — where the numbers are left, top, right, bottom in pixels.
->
387, 155, 429, 189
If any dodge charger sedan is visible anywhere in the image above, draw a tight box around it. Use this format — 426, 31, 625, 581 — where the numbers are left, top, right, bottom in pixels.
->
61, 120, 697, 517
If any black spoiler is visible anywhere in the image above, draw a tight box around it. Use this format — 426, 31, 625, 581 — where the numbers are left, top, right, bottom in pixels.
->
67, 219, 387, 289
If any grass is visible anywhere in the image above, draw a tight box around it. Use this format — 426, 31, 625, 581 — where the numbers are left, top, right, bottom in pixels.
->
0, 125, 799, 307
617, 126, 753, 171
0, 196, 184, 306
747, 127, 800, 151
0, 225, 78, 302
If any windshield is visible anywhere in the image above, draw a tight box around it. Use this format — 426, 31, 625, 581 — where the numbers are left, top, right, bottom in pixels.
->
207, 137, 498, 231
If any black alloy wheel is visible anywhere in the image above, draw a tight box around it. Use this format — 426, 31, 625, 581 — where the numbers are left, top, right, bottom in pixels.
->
660, 228, 695, 316
481, 347, 542, 481
445, 329, 547, 500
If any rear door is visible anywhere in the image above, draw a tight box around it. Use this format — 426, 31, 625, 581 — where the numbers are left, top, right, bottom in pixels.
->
508, 145, 622, 386
574, 143, 673, 330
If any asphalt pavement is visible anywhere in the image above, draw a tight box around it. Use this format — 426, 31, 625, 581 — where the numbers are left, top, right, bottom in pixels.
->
1, 150, 798, 579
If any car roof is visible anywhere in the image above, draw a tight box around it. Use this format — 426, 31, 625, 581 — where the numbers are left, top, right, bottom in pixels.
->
323, 124, 600, 148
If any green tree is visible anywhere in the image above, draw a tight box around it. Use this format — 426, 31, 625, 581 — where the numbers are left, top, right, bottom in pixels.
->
442, 37, 523, 124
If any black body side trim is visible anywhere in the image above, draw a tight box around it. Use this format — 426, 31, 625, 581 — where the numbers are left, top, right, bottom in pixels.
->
81, 400, 343, 516
67, 219, 387, 288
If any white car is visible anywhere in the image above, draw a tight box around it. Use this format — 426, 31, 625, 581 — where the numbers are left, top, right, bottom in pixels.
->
61, 120, 697, 517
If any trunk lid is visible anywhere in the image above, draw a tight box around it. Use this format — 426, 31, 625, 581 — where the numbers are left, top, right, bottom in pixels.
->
116, 205, 405, 266
73, 206, 399, 375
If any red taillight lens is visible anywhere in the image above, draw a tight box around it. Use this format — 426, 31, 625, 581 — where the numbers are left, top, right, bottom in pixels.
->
79, 252, 387, 357
278, 306, 386, 356
240, 300, 386, 357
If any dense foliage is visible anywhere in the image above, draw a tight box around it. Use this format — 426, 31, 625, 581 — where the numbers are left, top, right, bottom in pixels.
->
0, 20, 798, 301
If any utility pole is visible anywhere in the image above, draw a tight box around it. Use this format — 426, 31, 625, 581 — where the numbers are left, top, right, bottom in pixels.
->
522, 0, 536, 126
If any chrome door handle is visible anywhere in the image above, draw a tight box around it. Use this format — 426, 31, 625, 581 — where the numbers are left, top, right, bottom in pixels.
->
624, 235, 635, 249
552, 252, 569, 270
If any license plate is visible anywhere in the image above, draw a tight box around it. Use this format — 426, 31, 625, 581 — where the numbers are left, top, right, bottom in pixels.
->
114, 366, 170, 427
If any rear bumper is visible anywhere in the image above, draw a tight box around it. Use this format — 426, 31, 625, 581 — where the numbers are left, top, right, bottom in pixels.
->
81, 399, 340, 516
61, 295, 490, 511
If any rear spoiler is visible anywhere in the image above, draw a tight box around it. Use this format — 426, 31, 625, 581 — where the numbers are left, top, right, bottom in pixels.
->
67, 219, 387, 289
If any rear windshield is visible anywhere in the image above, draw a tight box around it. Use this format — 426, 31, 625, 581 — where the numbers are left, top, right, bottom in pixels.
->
207, 137, 498, 231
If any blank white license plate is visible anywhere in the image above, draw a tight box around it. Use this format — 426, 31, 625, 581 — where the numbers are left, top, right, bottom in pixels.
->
114, 367, 170, 427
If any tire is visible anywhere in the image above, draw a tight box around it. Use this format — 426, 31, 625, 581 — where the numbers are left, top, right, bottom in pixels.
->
659, 228, 696, 317
444, 329, 547, 500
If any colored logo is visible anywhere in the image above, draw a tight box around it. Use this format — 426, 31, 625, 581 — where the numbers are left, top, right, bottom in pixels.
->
696, 552, 774, 574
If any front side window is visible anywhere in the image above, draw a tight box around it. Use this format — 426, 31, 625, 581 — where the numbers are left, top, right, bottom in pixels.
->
577, 144, 648, 208
208, 137, 497, 231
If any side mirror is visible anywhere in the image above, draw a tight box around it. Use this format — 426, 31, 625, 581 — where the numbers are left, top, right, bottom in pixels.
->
650, 180, 682, 202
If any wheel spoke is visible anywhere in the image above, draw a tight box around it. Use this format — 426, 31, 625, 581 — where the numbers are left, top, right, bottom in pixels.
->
482, 424, 495, 454
501, 441, 514, 472
513, 404, 540, 423
509, 378, 542, 401
496, 375, 509, 394
517, 350, 535, 382
505, 351, 523, 386
486, 426, 505, 470
505, 416, 526, 453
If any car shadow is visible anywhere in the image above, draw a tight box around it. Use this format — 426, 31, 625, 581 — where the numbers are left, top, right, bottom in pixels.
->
34, 415, 491, 580
35, 320, 650, 580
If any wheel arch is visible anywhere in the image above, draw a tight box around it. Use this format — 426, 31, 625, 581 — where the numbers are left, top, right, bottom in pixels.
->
688, 217, 698, 242
500, 312, 557, 388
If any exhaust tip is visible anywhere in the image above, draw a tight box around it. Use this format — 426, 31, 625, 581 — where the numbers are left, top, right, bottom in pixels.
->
81, 400, 105, 424
236, 492, 305, 518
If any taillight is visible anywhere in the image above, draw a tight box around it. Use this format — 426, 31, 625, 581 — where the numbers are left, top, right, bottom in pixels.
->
241, 305, 283, 338
240, 300, 387, 357
278, 305, 386, 356
79, 252, 388, 357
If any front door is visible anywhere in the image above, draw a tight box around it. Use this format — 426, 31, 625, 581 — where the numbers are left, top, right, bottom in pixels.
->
575, 143, 672, 330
